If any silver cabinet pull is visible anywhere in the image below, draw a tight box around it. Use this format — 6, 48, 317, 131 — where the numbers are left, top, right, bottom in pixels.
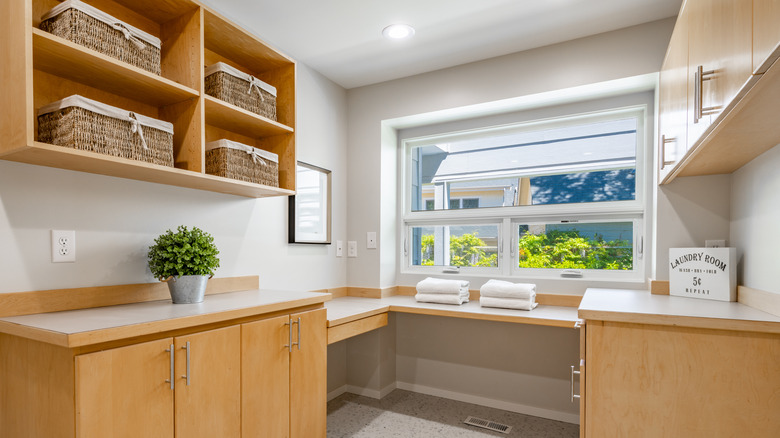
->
295, 317, 301, 350
660, 135, 676, 169
165, 343, 174, 390
694, 65, 718, 123
181, 341, 191, 386
284, 320, 293, 352
570, 365, 581, 402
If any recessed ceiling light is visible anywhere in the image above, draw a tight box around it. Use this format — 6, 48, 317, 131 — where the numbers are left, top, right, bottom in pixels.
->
382, 24, 415, 40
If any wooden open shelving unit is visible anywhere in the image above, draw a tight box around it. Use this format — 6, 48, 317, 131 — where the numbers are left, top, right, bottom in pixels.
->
0, 0, 297, 198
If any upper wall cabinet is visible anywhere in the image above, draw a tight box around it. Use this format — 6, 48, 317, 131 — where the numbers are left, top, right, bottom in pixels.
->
659, 0, 780, 184
753, 0, 780, 74
657, 5, 689, 183
0, 0, 296, 198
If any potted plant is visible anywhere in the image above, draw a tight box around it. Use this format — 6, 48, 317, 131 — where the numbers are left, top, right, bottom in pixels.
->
148, 226, 220, 304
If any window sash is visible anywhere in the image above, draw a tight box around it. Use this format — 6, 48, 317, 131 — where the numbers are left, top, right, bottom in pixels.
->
400, 105, 648, 282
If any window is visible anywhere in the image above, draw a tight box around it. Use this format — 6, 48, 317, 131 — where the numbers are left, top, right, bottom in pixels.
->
402, 105, 647, 280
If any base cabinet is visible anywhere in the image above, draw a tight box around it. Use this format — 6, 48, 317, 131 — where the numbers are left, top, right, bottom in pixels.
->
0, 306, 326, 438
76, 326, 241, 438
583, 320, 780, 437
242, 308, 327, 438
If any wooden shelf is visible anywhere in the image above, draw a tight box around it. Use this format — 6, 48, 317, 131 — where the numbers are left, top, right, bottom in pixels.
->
0, 142, 294, 198
203, 9, 292, 73
2, 0, 296, 198
661, 51, 780, 183
32, 29, 199, 107
204, 95, 293, 138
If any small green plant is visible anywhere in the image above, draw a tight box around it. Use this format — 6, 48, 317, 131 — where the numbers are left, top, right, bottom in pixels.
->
148, 226, 220, 279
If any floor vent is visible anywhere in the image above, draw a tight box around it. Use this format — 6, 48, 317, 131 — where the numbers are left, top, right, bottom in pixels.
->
463, 416, 512, 434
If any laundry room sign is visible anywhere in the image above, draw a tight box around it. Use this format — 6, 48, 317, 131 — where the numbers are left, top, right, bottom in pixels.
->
669, 247, 737, 301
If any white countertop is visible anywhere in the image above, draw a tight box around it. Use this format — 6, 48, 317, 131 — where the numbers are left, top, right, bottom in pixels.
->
579, 288, 780, 333
0, 289, 330, 347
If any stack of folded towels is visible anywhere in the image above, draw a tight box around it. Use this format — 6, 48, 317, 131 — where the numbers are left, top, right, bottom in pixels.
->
415, 277, 470, 305
479, 279, 537, 311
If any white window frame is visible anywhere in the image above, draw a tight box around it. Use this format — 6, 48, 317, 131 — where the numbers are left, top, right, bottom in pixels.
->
400, 105, 648, 282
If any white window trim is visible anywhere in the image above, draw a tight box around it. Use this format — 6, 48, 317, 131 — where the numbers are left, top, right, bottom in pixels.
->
400, 104, 648, 282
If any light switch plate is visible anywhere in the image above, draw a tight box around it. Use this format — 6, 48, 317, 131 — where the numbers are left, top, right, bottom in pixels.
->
367, 232, 377, 249
336, 240, 344, 257
348, 241, 357, 257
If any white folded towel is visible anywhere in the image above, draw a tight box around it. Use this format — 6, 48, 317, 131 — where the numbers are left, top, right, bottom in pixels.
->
416, 277, 470, 295
415, 290, 469, 305
479, 279, 536, 299
480, 296, 537, 311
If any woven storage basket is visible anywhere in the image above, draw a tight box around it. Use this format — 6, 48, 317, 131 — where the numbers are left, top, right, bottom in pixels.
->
206, 140, 278, 187
37, 95, 174, 167
205, 62, 277, 120
40, 0, 161, 75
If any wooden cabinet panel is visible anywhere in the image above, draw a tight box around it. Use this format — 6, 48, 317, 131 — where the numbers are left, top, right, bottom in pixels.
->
658, 7, 689, 181
585, 321, 780, 437
75, 338, 174, 438
174, 326, 241, 438
242, 314, 291, 438
290, 308, 327, 438
753, 0, 780, 74
686, 0, 752, 147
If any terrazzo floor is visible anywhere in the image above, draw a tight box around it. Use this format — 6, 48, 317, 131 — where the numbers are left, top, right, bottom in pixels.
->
327, 390, 579, 438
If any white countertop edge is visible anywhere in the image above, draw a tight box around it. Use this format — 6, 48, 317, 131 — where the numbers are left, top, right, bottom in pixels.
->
0, 289, 330, 335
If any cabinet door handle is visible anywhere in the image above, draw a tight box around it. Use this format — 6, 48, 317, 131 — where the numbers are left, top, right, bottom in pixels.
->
660, 135, 676, 169
284, 321, 293, 352
694, 65, 718, 123
165, 343, 174, 390
570, 365, 581, 402
181, 341, 191, 386
295, 317, 301, 350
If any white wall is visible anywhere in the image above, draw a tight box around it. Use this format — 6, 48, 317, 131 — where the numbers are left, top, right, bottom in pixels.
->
346, 18, 677, 289
653, 174, 732, 280
0, 64, 348, 294
730, 143, 780, 295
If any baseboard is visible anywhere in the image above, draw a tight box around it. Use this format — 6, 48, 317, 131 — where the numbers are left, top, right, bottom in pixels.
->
336, 382, 397, 400
343, 384, 382, 399
327, 385, 348, 401
395, 381, 580, 425
379, 382, 397, 398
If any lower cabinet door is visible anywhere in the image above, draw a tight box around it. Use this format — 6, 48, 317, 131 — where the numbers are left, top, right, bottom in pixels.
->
242, 314, 291, 437
75, 338, 174, 438
175, 325, 241, 438
290, 308, 327, 438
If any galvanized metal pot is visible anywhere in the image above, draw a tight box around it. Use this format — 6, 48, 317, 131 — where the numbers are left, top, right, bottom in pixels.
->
165, 275, 208, 304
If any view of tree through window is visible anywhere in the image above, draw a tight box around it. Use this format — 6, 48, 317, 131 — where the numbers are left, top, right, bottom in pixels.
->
517, 222, 633, 270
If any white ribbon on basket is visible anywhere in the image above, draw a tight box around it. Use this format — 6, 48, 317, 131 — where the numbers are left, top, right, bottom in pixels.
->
246, 76, 266, 101
245, 148, 268, 165
111, 22, 147, 50
128, 112, 149, 150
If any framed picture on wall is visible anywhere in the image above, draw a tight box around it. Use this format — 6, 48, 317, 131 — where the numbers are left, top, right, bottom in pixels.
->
288, 162, 332, 244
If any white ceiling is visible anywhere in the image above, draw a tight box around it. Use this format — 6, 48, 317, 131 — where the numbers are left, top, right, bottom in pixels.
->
199, 0, 682, 89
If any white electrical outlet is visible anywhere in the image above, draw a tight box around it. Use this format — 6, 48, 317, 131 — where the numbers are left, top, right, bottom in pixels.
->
348, 241, 357, 257
336, 240, 344, 257
705, 239, 727, 248
367, 232, 377, 249
51, 230, 76, 263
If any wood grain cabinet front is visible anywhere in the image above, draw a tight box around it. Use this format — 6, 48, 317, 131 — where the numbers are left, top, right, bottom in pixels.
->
583, 320, 780, 437
75, 326, 241, 438
657, 5, 689, 182
685, 0, 753, 149
242, 308, 327, 438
